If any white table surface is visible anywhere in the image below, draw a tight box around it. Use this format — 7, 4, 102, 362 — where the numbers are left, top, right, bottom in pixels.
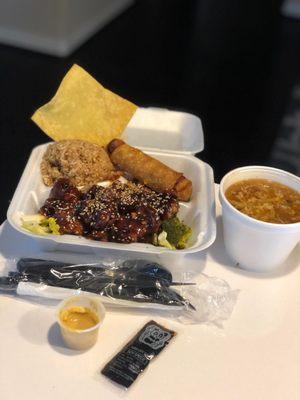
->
0, 191, 299, 400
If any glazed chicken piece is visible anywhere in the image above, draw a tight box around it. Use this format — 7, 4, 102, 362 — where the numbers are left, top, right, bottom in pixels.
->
40, 178, 179, 244
40, 178, 83, 235
78, 198, 117, 231
48, 177, 82, 202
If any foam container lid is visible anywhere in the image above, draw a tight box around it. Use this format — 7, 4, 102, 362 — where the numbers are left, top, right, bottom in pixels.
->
7, 107, 215, 259
123, 107, 204, 154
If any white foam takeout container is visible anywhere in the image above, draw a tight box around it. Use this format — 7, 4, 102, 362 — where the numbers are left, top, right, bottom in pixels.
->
7, 107, 216, 260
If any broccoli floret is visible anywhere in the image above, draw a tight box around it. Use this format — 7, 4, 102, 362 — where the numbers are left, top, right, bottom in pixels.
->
161, 217, 192, 249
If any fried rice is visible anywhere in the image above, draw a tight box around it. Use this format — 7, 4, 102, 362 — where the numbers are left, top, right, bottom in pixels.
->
41, 139, 119, 186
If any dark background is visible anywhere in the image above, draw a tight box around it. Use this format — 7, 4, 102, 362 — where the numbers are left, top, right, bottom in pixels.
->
1, 0, 300, 223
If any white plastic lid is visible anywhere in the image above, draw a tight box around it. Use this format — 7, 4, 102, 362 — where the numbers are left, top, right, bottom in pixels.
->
123, 107, 204, 155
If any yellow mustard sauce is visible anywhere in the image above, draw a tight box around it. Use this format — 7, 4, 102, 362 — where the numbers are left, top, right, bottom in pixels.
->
60, 306, 99, 330
225, 179, 300, 224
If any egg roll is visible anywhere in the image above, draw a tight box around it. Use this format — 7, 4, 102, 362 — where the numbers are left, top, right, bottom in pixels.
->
107, 139, 193, 201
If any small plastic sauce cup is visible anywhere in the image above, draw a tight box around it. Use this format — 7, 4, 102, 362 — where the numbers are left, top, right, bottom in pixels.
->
219, 166, 300, 272
56, 295, 106, 350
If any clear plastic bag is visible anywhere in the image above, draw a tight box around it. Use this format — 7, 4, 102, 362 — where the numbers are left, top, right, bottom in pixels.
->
0, 258, 238, 325
175, 272, 239, 325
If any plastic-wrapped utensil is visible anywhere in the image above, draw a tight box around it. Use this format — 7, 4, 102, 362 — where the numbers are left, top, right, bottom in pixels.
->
0, 258, 238, 324
1, 258, 195, 310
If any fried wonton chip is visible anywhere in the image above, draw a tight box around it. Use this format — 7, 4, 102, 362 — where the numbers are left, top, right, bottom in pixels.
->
31, 64, 137, 146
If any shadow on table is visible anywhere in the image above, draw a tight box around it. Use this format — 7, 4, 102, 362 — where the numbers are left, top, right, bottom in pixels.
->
17, 306, 86, 355
47, 323, 88, 356
208, 216, 300, 279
